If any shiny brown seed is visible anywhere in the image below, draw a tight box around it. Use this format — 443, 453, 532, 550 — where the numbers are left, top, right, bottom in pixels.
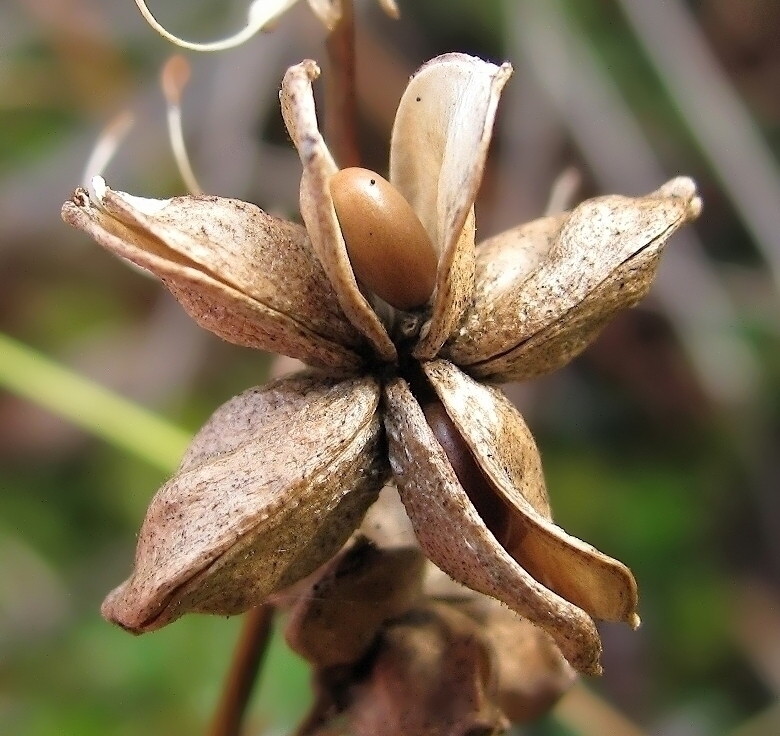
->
424, 396, 630, 619
330, 167, 438, 311
425, 397, 579, 586
422, 398, 522, 551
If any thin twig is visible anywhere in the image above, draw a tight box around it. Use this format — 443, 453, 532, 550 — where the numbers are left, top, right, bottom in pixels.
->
325, 0, 361, 168
208, 605, 276, 736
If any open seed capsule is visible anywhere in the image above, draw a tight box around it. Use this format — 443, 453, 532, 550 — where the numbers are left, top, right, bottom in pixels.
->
422, 398, 522, 552
422, 392, 638, 626
330, 167, 438, 311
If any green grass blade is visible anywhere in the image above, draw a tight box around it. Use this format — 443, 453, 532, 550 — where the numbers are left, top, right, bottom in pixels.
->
0, 332, 190, 472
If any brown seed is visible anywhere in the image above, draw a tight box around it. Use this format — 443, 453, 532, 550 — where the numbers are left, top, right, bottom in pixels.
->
330, 167, 438, 311
423, 396, 622, 618
422, 398, 523, 551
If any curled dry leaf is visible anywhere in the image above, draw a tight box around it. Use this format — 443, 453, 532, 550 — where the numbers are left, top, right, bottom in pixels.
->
64, 52, 702, 679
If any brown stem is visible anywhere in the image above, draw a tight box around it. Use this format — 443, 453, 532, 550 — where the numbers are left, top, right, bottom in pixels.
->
325, 0, 361, 168
208, 605, 275, 736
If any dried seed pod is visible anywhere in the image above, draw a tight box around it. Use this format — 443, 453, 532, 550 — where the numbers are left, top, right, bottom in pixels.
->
61, 182, 366, 371
422, 399, 523, 556
422, 360, 639, 629
391, 55, 513, 360
285, 537, 426, 668
455, 597, 577, 725
282, 61, 397, 362
384, 363, 642, 674
101, 373, 388, 633
444, 178, 702, 380
383, 374, 603, 674
330, 167, 438, 311
345, 603, 508, 736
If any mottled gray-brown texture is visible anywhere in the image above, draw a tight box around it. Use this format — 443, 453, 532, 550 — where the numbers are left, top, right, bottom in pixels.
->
62, 188, 363, 370
64, 53, 701, 676
101, 374, 386, 632
445, 178, 701, 379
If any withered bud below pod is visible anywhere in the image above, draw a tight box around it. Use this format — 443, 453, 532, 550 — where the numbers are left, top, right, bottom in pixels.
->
285, 536, 427, 669
284, 516, 575, 734
454, 597, 577, 724
345, 603, 510, 736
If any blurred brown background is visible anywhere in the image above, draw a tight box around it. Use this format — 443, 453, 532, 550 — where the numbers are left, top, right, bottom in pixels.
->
2, 0, 780, 734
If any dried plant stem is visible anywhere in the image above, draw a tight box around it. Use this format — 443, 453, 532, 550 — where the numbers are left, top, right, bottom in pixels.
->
209, 605, 275, 736
325, 0, 361, 168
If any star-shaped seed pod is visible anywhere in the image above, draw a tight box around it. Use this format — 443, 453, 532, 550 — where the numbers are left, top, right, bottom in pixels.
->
61, 53, 702, 675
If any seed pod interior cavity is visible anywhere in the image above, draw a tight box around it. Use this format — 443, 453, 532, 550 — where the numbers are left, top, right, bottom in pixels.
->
423, 394, 638, 625
422, 399, 520, 550
330, 167, 438, 311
